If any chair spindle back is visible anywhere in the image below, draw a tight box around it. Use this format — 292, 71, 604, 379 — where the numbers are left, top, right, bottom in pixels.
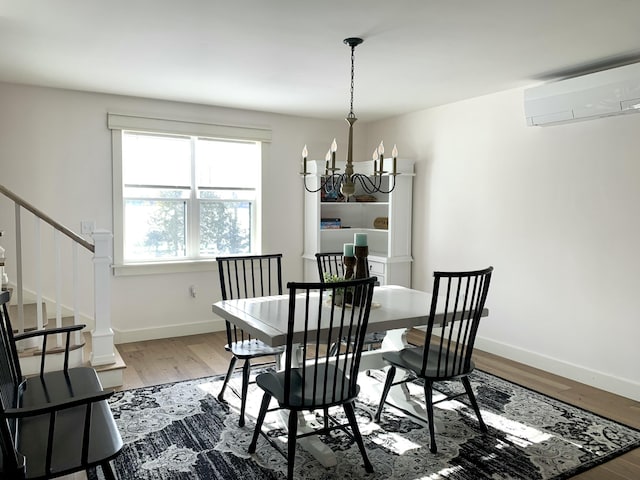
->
421, 267, 493, 378
282, 277, 377, 408
0, 290, 22, 473
315, 252, 344, 280
216, 254, 283, 345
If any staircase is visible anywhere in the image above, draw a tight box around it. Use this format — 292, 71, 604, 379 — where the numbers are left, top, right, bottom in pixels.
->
13, 309, 126, 386
1, 184, 124, 388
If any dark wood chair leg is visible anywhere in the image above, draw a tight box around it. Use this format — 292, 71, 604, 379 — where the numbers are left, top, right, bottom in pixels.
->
239, 359, 251, 427
461, 376, 487, 432
343, 402, 374, 473
248, 392, 271, 453
424, 380, 437, 453
287, 409, 299, 480
374, 365, 396, 422
99, 460, 117, 480
218, 356, 238, 401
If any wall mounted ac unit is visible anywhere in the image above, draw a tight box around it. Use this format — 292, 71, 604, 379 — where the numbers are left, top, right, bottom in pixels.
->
524, 62, 640, 126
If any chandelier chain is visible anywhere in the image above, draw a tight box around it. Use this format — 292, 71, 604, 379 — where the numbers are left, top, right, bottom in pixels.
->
349, 43, 355, 118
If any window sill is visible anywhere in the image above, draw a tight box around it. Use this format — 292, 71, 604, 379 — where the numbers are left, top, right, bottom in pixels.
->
113, 259, 217, 277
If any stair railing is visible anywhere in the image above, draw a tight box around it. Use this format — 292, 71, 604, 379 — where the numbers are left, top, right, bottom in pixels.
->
0, 184, 115, 367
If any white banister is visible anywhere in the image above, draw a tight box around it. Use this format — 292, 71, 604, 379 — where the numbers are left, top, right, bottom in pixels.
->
36, 217, 44, 331
72, 242, 82, 347
54, 228, 62, 347
90, 230, 115, 366
14, 203, 24, 332
1, 184, 118, 381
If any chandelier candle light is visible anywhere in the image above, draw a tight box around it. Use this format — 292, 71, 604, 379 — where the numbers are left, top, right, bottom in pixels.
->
300, 37, 399, 199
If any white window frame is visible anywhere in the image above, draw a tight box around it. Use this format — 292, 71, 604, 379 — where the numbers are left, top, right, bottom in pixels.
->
108, 113, 271, 276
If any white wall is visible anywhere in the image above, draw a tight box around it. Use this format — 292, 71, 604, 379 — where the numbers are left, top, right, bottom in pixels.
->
2, 81, 638, 400
367, 88, 640, 400
0, 82, 361, 342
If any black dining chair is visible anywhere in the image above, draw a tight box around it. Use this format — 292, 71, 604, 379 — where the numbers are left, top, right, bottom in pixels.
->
0, 290, 123, 480
315, 251, 345, 279
374, 267, 493, 453
315, 252, 386, 354
216, 254, 286, 427
248, 276, 378, 480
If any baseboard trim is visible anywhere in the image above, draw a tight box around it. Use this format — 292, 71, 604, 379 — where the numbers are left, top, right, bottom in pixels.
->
475, 336, 640, 402
114, 318, 226, 344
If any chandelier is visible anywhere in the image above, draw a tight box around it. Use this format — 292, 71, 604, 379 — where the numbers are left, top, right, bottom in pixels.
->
300, 37, 398, 199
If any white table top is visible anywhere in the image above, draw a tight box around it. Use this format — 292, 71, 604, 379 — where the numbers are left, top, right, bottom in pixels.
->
212, 285, 485, 347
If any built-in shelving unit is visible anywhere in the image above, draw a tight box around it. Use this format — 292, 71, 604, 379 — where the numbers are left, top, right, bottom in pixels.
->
303, 159, 414, 286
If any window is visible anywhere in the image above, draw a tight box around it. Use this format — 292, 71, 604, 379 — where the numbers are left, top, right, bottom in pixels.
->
109, 114, 271, 274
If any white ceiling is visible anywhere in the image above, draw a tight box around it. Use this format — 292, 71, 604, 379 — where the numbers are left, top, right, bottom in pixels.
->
2, 0, 640, 121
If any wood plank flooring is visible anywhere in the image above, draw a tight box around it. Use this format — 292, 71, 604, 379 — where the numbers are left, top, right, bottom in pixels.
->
67, 330, 639, 479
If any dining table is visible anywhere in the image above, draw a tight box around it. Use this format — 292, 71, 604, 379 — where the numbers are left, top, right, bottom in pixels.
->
212, 284, 489, 467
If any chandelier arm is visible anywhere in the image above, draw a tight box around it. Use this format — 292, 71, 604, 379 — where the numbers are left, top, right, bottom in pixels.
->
350, 173, 397, 195
370, 174, 397, 194
328, 174, 351, 196
303, 177, 327, 194
352, 174, 381, 193
304, 172, 396, 195
367, 174, 397, 194
303, 174, 341, 194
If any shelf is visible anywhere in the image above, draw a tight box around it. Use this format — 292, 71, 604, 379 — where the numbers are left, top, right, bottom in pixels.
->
321, 202, 389, 206
320, 228, 387, 233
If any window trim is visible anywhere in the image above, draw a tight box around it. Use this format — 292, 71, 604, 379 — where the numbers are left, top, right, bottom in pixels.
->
107, 113, 272, 142
109, 113, 271, 276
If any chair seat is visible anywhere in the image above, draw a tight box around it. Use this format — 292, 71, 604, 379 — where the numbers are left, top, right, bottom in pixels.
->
13, 367, 123, 479
256, 365, 360, 409
17, 399, 122, 479
227, 339, 285, 359
21, 367, 105, 406
382, 346, 476, 380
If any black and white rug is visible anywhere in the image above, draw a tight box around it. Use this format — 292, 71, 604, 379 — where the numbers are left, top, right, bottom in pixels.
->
89, 369, 640, 480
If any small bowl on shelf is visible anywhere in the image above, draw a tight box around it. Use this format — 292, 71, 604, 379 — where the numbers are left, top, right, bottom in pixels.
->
354, 194, 377, 202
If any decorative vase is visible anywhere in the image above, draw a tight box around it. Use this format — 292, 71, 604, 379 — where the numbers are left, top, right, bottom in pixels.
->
333, 292, 344, 306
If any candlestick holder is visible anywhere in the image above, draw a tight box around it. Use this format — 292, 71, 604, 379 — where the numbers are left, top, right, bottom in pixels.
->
343, 255, 356, 280
354, 245, 369, 279
352, 245, 369, 306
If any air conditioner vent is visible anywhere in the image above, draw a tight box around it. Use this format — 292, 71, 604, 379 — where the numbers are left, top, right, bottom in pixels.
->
524, 62, 640, 126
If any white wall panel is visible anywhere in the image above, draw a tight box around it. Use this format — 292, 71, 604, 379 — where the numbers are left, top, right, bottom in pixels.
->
366, 89, 640, 400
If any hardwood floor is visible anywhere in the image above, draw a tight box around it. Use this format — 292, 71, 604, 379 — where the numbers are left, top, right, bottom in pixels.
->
115, 331, 232, 390
70, 330, 640, 479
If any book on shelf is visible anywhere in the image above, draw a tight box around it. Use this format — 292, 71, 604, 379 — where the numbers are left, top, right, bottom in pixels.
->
320, 217, 341, 229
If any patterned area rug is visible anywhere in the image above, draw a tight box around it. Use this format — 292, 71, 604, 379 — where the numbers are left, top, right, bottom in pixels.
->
88, 369, 640, 480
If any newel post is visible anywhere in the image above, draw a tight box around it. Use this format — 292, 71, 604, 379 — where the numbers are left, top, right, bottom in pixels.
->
91, 230, 115, 366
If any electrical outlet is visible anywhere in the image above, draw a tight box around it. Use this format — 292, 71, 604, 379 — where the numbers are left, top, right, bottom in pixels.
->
81, 220, 95, 234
